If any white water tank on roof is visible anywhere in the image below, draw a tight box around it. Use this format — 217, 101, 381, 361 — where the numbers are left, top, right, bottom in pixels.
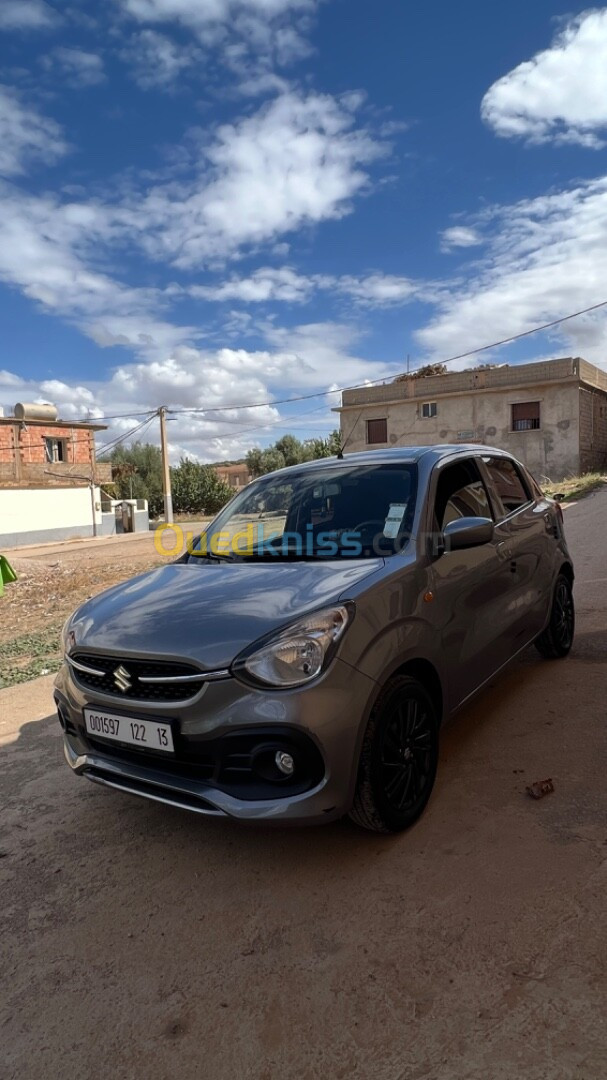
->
14, 402, 59, 422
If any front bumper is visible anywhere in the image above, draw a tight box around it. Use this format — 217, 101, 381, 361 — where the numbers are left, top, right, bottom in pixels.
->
54, 657, 378, 825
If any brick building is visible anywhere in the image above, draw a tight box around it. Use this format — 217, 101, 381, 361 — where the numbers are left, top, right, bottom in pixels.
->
335, 357, 607, 481
0, 402, 116, 547
0, 402, 110, 488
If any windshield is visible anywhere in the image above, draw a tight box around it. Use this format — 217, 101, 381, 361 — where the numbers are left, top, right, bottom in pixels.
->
187, 462, 417, 561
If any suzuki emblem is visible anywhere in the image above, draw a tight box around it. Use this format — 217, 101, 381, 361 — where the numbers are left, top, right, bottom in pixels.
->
113, 665, 132, 693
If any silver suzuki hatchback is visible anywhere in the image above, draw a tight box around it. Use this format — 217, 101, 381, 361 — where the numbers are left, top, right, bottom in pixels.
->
55, 445, 574, 832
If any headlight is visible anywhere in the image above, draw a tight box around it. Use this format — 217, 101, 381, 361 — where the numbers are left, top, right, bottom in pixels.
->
61, 617, 74, 656
234, 604, 353, 688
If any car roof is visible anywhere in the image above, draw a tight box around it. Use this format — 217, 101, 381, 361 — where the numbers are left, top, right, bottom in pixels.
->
256, 444, 515, 479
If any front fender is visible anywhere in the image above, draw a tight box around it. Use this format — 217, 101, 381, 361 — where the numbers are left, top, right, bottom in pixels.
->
339, 570, 448, 722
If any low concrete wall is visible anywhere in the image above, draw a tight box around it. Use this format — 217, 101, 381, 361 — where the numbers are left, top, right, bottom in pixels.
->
98, 498, 149, 536
0, 486, 102, 548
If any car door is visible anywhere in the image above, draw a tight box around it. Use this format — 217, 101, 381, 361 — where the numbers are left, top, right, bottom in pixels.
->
426, 456, 520, 709
479, 455, 555, 645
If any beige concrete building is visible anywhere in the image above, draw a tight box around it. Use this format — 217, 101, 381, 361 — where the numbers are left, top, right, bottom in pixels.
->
213, 463, 251, 490
335, 357, 607, 481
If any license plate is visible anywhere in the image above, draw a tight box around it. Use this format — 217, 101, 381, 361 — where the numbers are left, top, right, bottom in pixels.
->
83, 708, 174, 754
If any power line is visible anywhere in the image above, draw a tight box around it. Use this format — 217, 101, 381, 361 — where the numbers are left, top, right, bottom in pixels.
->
16, 296, 607, 437
160, 297, 607, 416
0, 414, 157, 456
0, 413, 157, 463
97, 413, 157, 456
73, 409, 154, 423
168, 402, 336, 444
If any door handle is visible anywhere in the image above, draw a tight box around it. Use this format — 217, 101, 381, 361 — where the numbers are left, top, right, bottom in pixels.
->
497, 541, 513, 560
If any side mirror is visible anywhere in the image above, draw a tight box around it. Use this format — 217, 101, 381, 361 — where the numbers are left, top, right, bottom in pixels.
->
442, 516, 494, 551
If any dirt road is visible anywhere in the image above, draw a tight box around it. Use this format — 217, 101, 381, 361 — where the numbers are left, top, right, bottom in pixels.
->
1, 492, 606, 1079
1, 526, 209, 685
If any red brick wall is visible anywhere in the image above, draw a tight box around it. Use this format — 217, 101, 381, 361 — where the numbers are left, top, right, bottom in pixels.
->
0, 422, 18, 483
17, 425, 93, 465
0, 422, 101, 487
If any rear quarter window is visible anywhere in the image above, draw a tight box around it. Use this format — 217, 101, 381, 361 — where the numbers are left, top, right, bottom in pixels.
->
483, 457, 531, 517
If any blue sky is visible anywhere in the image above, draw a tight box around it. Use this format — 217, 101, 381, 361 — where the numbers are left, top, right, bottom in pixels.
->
1, 0, 607, 460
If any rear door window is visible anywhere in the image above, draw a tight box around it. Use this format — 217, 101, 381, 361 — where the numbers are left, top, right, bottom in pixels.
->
483, 457, 531, 518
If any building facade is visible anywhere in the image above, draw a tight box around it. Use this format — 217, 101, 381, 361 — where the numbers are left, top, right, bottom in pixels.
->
335, 358, 607, 481
0, 404, 110, 488
0, 402, 114, 547
213, 463, 251, 490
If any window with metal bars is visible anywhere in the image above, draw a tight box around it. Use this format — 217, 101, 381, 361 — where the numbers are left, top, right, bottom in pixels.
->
511, 401, 540, 431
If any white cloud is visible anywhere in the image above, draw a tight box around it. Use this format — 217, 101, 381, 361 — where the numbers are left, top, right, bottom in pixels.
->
230, 70, 291, 97
262, 321, 399, 387
118, 0, 318, 90
0, 182, 192, 358
189, 266, 315, 302
0, 324, 363, 461
440, 225, 482, 252
45, 47, 106, 87
120, 90, 385, 267
188, 267, 428, 307
0, 0, 59, 30
0, 85, 68, 176
0, 84, 391, 387
120, 0, 316, 35
482, 10, 607, 148
0, 370, 26, 388
0, 175, 385, 458
0, 80, 396, 458
337, 273, 422, 306
416, 176, 607, 369
121, 30, 202, 88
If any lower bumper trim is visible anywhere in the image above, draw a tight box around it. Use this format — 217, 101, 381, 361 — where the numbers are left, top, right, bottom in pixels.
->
83, 767, 226, 816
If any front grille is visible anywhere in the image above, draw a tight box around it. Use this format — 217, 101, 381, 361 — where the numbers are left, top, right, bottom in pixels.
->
69, 653, 207, 702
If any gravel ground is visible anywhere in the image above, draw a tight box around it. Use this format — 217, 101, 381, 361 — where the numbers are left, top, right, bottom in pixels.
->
0, 539, 164, 687
1, 494, 606, 1079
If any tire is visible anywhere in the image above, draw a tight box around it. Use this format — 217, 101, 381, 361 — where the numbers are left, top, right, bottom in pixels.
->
535, 573, 575, 659
349, 675, 439, 834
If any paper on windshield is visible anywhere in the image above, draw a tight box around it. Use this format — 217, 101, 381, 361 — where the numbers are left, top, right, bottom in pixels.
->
383, 503, 408, 538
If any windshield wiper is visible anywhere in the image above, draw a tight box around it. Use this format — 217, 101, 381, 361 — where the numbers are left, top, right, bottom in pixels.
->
187, 549, 236, 563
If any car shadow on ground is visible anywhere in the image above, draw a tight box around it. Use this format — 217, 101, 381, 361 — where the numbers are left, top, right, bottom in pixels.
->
1, 647, 554, 871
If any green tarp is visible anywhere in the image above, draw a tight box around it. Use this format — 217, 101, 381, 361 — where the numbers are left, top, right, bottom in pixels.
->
0, 556, 17, 597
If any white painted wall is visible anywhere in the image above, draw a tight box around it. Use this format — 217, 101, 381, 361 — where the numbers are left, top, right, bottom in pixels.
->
0, 486, 102, 547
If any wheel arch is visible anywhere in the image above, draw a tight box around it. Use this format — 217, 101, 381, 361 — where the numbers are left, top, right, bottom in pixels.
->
375, 657, 445, 726
558, 561, 574, 584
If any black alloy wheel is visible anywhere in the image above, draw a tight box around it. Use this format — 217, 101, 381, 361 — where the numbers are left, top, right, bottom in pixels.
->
350, 675, 439, 833
535, 573, 575, 659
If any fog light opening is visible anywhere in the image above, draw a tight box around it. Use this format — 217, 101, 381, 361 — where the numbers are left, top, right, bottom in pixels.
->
275, 750, 295, 777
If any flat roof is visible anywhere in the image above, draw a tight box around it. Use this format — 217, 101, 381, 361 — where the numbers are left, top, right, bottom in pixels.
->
336, 356, 607, 411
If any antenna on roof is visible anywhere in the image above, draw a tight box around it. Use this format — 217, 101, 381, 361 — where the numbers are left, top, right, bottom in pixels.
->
337, 410, 363, 460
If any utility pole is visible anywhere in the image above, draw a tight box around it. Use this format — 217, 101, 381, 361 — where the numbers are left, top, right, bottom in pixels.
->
158, 406, 173, 523
89, 472, 98, 538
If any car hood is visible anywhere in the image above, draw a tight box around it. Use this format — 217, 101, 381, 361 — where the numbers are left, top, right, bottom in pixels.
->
68, 559, 382, 670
